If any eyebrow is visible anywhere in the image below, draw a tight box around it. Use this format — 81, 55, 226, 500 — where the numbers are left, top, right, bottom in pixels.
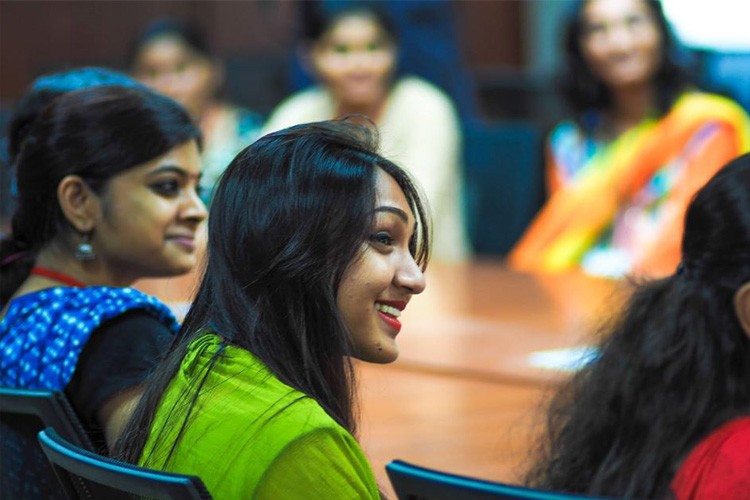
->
147, 164, 201, 180
374, 205, 410, 223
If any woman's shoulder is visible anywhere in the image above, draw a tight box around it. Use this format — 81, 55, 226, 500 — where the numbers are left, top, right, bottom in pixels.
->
670, 91, 750, 122
390, 76, 456, 109
671, 417, 750, 499
693, 417, 750, 452
262, 86, 332, 134
181, 334, 341, 428
218, 103, 264, 135
2, 286, 175, 326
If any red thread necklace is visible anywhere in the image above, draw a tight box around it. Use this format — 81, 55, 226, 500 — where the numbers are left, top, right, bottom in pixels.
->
30, 266, 86, 288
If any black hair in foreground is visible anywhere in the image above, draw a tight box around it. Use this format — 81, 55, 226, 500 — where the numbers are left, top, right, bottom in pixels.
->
526, 152, 750, 498
115, 119, 430, 466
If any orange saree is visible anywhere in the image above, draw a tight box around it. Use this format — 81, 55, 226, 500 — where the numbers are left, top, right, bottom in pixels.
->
508, 92, 750, 278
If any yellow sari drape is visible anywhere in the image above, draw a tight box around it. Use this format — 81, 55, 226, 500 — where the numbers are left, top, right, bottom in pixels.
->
508, 92, 750, 277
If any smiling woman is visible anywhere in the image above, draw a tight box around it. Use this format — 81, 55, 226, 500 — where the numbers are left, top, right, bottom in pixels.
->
263, 3, 468, 263
114, 119, 430, 499
0, 83, 204, 464
508, 0, 750, 279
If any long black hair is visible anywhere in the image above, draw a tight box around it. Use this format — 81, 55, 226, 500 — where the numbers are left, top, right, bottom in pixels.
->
115, 119, 430, 465
0, 85, 200, 305
559, 0, 691, 128
526, 152, 750, 498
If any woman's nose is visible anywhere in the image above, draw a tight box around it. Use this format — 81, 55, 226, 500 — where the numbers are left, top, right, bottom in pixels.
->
395, 255, 426, 295
182, 187, 208, 223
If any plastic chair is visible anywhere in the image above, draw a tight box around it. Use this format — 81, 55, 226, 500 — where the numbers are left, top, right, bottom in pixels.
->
38, 427, 213, 500
386, 459, 613, 500
0, 387, 93, 500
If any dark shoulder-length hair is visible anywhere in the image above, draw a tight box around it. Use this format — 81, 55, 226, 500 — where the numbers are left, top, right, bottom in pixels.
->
559, 0, 691, 126
115, 118, 430, 465
126, 17, 213, 68
526, 152, 750, 498
299, 0, 399, 46
0, 85, 200, 305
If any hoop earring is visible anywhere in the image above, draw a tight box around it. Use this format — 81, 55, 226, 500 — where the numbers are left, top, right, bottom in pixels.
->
75, 232, 96, 261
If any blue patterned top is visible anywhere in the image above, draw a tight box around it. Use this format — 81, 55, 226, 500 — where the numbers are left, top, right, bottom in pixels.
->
0, 286, 179, 390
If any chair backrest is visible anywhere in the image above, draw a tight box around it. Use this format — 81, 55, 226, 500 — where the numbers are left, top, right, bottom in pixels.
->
462, 120, 544, 257
38, 427, 214, 500
0, 387, 93, 500
386, 460, 614, 500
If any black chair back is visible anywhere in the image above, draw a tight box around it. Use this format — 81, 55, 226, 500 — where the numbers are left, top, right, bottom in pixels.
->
0, 387, 93, 500
38, 427, 213, 500
386, 459, 614, 500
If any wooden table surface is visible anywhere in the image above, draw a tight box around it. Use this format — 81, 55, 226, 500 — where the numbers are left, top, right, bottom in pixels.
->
135, 259, 629, 499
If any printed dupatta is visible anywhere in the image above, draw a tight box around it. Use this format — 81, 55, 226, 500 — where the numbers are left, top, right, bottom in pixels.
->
508, 92, 750, 276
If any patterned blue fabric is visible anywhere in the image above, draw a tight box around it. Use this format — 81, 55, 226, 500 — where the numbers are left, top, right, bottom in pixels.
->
0, 286, 179, 390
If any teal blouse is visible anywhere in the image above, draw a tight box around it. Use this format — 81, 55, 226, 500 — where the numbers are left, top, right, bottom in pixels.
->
139, 334, 380, 499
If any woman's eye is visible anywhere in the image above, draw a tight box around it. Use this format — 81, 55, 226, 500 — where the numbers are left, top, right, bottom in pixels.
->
332, 44, 349, 55
151, 180, 180, 197
584, 22, 606, 36
370, 232, 394, 247
626, 14, 647, 28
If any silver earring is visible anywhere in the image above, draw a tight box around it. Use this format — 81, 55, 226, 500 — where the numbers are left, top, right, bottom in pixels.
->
75, 232, 95, 261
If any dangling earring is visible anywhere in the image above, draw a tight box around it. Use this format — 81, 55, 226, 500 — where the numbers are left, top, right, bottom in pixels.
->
75, 232, 96, 261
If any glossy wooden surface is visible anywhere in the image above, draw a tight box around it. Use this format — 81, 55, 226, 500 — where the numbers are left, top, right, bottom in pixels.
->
136, 259, 629, 499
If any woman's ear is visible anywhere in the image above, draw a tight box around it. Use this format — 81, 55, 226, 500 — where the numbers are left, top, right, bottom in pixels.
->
57, 175, 99, 233
733, 282, 750, 338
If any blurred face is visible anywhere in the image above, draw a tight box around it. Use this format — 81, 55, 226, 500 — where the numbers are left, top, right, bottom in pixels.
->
337, 168, 426, 364
131, 35, 218, 117
91, 140, 207, 285
579, 0, 662, 90
311, 13, 396, 109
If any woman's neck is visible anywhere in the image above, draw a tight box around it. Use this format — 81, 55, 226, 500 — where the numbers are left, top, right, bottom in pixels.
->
334, 95, 388, 123
30, 244, 131, 290
605, 83, 657, 137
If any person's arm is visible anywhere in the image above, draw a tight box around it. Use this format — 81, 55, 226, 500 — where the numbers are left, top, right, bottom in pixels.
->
96, 384, 145, 450
66, 310, 174, 451
253, 427, 381, 499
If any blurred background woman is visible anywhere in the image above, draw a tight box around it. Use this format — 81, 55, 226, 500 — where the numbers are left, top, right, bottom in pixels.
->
263, 2, 469, 262
129, 17, 263, 205
509, 0, 750, 278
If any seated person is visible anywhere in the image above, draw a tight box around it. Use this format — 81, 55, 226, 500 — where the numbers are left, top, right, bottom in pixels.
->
0, 84, 206, 452
128, 17, 263, 205
508, 0, 750, 278
525, 152, 750, 499
262, 3, 469, 262
115, 120, 429, 499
